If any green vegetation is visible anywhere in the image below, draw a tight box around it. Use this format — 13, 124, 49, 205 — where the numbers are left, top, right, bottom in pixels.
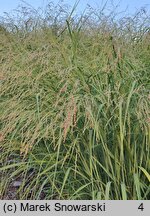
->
0, 1, 150, 200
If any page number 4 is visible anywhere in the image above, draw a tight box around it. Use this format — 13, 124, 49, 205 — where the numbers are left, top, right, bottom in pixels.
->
138, 203, 144, 211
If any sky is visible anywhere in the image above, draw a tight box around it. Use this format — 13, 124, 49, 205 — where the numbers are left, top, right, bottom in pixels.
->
0, 0, 150, 16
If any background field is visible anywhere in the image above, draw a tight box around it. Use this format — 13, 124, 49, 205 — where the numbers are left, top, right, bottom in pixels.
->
0, 1, 150, 199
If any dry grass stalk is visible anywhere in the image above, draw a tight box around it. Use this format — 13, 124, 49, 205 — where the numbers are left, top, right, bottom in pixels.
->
63, 95, 77, 142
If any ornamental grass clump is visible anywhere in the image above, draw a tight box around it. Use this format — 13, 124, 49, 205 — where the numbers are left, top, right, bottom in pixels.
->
0, 1, 150, 200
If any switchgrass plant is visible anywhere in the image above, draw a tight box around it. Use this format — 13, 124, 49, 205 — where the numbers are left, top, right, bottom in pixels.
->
0, 1, 150, 200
